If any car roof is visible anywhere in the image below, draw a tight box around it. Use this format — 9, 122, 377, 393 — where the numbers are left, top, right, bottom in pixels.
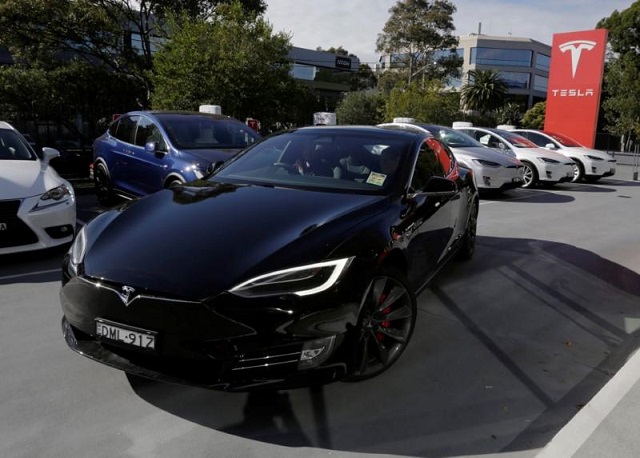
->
0, 121, 17, 130
120, 110, 232, 121
377, 122, 437, 137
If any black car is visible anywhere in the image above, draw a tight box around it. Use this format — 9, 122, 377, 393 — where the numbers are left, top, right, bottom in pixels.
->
61, 126, 479, 391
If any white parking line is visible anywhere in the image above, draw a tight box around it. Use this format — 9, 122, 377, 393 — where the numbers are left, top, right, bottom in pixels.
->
0, 269, 60, 281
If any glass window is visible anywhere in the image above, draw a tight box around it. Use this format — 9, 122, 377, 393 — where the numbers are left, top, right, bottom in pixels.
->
135, 117, 166, 150
411, 139, 446, 190
533, 75, 548, 92
470, 47, 532, 67
535, 54, 551, 72
0, 129, 36, 161
499, 71, 530, 89
291, 63, 317, 81
113, 115, 139, 144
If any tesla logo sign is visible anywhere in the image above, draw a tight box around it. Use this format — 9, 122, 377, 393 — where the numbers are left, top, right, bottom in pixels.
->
0, 223, 6, 231
559, 40, 597, 78
118, 285, 137, 306
545, 29, 608, 148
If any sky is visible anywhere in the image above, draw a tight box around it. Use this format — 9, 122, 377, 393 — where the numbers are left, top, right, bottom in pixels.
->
262, 0, 635, 67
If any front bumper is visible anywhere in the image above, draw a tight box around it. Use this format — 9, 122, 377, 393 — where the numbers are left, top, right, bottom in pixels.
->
60, 275, 357, 391
537, 162, 575, 183
0, 193, 76, 255
476, 166, 524, 191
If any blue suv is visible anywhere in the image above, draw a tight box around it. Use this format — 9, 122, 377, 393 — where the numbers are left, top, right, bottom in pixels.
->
92, 111, 261, 205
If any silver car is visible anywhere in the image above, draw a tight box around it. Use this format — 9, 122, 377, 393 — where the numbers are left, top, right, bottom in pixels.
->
379, 122, 524, 193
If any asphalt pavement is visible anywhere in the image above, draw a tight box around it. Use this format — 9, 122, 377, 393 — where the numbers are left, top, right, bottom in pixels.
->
532, 161, 640, 458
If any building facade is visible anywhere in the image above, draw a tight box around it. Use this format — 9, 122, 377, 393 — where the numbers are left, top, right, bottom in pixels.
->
377, 34, 552, 110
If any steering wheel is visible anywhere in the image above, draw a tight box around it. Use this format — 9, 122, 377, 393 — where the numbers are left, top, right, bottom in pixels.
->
273, 162, 299, 174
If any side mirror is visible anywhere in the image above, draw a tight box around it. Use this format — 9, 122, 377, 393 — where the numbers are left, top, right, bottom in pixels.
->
424, 176, 457, 195
545, 143, 557, 149
41, 147, 61, 164
145, 141, 166, 156
207, 160, 225, 175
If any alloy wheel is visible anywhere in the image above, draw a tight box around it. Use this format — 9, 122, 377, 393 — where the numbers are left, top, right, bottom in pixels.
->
348, 272, 416, 381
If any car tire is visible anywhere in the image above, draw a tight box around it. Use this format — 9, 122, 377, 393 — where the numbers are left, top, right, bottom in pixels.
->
456, 200, 478, 261
94, 163, 115, 206
571, 160, 585, 183
345, 268, 417, 382
521, 161, 538, 188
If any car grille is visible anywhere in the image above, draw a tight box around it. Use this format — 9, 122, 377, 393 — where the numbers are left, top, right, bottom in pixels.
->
233, 344, 302, 372
0, 200, 38, 248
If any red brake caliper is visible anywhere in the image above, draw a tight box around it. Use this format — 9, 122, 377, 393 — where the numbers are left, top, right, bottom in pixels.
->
376, 293, 392, 342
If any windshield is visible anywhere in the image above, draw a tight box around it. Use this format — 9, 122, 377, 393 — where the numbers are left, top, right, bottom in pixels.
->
213, 130, 414, 194
0, 129, 37, 161
158, 114, 260, 150
495, 130, 538, 148
422, 125, 483, 148
544, 131, 583, 147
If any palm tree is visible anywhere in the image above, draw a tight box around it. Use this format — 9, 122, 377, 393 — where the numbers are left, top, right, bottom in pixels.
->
460, 69, 508, 115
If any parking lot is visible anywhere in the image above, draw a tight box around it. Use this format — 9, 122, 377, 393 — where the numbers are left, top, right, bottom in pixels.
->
1, 165, 639, 458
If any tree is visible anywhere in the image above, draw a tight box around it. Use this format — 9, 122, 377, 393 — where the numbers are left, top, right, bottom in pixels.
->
151, 3, 298, 129
460, 69, 507, 115
0, 0, 266, 108
521, 101, 546, 129
384, 81, 461, 125
335, 91, 386, 125
597, 4, 640, 149
495, 102, 523, 126
376, 0, 461, 86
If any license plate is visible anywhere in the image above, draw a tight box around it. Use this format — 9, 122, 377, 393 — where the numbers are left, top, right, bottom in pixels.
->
95, 319, 156, 351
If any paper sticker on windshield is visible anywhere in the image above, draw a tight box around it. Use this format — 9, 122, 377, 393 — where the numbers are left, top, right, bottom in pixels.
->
366, 172, 387, 186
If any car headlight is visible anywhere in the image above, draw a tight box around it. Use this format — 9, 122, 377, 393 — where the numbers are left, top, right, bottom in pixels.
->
68, 225, 87, 276
229, 257, 353, 298
536, 157, 560, 164
30, 184, 73, 212
585, 155, 604, 161
472, 159, 501, 167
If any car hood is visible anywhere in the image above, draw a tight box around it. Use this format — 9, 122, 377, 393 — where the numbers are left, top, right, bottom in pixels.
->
511, 147, 572, 162
83, 182, 388, 299
0, 159, 64, 199
179, 147, 243, 166
449, 146, 522, 166
559, 146, 614, 160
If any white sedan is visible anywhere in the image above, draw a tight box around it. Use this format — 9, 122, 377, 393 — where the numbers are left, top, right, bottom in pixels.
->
508, 129, 617, 183
453, 126, 575, 188
0, 122, 76, 255
379, 122, 525, 193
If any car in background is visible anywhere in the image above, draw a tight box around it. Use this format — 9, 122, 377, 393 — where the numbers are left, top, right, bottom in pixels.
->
453, 126, 575, 188
379, 121, 524, 194
49, 139, 94, 179
506, 129, 616, 183
61, 126, 479, 391
92, 110, 261, 205
0, 121, 76, 255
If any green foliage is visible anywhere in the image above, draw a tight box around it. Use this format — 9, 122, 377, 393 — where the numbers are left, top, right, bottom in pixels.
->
383, 81, 461, 125
376, 0, 461, 85
521, 101, 546, 129
335, 91, 386, 125
495, 102, 523, 126
151, 3, 298, 129
460, 69, 507, 115
598, 4, 640, 142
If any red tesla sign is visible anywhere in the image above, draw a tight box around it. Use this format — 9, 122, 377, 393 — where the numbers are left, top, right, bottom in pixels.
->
544, 29, 608, 148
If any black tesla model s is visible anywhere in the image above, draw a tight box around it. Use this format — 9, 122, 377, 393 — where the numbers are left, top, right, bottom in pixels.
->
60, 126, 479, 391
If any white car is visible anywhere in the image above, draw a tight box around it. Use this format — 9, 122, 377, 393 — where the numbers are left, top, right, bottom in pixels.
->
507, 129, 616, 183
379, 122, 525, 193
453, 126, 575, 188
0, 121, 76, 255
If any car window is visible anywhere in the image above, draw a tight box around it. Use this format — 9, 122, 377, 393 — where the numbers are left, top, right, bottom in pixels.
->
523, 131, 556, 147
135, 116, 167, 151
159, 115, 260, 149
544, 132, 582, 147
411, 138, 446, 191
0, 129, 37, 161
495, 130, 537, 148
213, 130, 413, 194
431, 127, 483, 148
112, 115, 139, 144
